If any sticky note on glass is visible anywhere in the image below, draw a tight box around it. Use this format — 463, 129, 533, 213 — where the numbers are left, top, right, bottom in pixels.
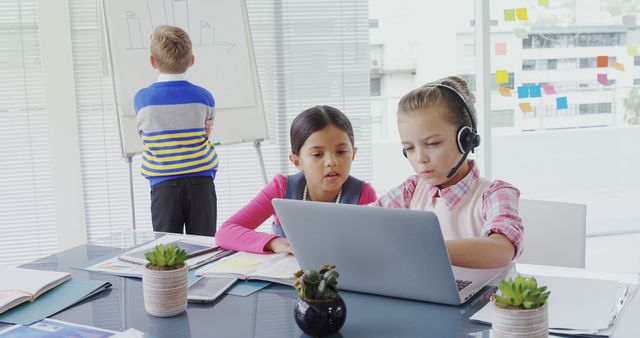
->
495, 42, 507, 56
597, 73, 609, 86
542, 84, 557, 95
496, 70, 509, 84
519, 102, 533, 113
529, 85, 542, 98
517, 85, 529, 98
597, 56, 609, 68
628, 45, 638, 56
556, 97, 568, 110
538, 0, 549, 7
499, 87, 512, 96
504, 9, 516, 22
514, 28, 529, 39
516, 8, 528, 20
614, 62, 625, 72
608, 7, 622, 16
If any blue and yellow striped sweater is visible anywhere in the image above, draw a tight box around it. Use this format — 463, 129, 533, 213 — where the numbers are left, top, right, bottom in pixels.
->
134, 80, 218, 186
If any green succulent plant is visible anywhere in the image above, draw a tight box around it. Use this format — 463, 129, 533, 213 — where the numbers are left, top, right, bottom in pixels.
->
494, 275, 550, 309
144, 244, 188, 270
293, 265, 339, 301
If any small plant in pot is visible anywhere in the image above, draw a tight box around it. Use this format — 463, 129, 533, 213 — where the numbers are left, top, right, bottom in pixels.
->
491, 275, 551, 338
142, 244, 189, 317
293, 265, 346, 337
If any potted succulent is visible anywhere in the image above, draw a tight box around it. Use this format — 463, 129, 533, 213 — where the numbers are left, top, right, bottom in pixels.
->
292, 265, 346, 337
142, 244, 189, 317
491, 275, 551, 338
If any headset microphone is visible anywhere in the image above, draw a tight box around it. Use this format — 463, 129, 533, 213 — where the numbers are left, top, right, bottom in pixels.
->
447, 148, 471, 179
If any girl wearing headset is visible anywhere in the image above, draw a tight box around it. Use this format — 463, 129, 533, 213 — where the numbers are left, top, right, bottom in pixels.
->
374, 76, 523, 269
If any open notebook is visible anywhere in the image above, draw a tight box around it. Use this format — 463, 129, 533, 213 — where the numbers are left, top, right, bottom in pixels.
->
0, 268, 71, 314
196, 252, 299, 286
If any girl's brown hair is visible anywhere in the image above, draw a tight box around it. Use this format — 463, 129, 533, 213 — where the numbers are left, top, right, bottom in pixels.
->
397, 76, 476, 129
290, 106, 355, 155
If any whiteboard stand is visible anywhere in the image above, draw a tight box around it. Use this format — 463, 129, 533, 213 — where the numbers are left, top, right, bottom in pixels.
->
254, 138, 268, 185
125, 155, 137, 230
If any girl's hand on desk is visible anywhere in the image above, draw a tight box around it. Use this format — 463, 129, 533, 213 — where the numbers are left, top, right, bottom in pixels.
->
266, 237, 295, 255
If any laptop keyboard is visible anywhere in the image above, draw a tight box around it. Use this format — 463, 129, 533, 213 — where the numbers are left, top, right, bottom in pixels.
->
456, 279, 472, 291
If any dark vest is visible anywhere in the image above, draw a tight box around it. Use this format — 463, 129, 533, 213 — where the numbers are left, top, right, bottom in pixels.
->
272, 172, 364, 237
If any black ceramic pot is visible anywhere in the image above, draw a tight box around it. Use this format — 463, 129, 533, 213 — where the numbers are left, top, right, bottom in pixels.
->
294, 294, 347, 337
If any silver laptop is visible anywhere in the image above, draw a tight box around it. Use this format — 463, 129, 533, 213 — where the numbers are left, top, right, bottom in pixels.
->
272, 199, 503, 305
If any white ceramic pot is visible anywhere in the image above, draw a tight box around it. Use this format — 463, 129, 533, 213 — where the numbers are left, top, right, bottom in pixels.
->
491, 301, 548, 338
142, 263, 188, 317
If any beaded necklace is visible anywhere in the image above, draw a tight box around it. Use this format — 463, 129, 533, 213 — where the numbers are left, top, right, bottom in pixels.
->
302, 184, 342, 203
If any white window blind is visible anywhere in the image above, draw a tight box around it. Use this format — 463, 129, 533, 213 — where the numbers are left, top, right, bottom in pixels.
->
67, 0, 371, 239
0, 0, 58, 267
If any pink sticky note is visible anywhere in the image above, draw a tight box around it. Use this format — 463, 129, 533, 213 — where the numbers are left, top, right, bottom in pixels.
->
495, 42, 507, 56
542, 84, 557, 95
597, 73, 609, 86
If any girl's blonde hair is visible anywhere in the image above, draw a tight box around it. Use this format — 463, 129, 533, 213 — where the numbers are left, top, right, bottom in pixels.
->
397, 76, 476, 129
150, 25, 193, 74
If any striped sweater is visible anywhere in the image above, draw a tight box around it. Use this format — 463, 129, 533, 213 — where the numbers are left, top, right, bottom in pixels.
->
134, 77, 218, 186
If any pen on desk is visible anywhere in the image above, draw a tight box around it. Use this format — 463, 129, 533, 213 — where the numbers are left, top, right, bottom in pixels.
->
191, 250, 235, 269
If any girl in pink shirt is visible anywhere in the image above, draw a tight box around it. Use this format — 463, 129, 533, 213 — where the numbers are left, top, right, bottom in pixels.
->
375, 76, 523, 269
216, 106, 377, 254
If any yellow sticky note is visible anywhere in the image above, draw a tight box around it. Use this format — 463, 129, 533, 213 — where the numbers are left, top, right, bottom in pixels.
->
516, 8, 528, 20
519, 102, 533, 113
628, 45, 638, 56
538, 0, 549, 7
214, 258, 262, 270
496, 70, 509, 84
614, 62, 625, 72
499, 87, 512, 96
504, 9, 516, 22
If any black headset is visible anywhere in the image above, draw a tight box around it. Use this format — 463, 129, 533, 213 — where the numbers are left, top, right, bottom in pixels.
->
401, 83, 481, 179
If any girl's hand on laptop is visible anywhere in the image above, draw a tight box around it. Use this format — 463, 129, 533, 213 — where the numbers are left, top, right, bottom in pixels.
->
266, 237, 294, 255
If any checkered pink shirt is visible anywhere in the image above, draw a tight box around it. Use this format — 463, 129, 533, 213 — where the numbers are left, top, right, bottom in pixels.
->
373, 161, 523, 257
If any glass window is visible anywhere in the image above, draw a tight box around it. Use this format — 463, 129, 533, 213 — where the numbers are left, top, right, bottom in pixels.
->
522, 60, 536, 71
370, 77, 381, 96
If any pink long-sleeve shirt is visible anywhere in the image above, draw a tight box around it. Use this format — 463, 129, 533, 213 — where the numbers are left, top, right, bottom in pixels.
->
216, 174, 377, 253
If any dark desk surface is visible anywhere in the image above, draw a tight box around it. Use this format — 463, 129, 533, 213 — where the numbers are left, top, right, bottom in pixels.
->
4, 231, 640, 337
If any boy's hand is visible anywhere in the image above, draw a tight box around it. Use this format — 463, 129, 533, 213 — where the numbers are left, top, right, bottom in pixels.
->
265, 237, 294, 255
204, 119, 213, 137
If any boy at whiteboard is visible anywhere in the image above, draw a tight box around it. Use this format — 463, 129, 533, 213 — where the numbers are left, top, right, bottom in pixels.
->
134, 25, 218, 236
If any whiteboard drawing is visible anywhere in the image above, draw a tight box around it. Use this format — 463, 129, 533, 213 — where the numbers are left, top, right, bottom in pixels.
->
126, 11, 144, 49
199, 20, 214, 45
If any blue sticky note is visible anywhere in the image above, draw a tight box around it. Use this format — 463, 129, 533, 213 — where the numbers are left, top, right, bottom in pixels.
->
556, 96, 568, 109
529, 85, 542, 98
517, 85, 529, 98
226, 280, 271, 296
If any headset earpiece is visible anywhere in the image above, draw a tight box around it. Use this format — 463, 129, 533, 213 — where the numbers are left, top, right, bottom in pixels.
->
456, 126, 481, 154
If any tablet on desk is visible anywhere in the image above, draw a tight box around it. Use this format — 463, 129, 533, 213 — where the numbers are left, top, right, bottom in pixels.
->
188, 277, 237, 303
118, 240, 218, 265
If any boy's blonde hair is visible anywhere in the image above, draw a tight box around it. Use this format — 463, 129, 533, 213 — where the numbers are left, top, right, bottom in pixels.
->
397, 76, 476, 129
150, 25, 193, 74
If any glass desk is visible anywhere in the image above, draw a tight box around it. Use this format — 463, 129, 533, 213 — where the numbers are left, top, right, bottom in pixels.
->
3, 230, 639, 338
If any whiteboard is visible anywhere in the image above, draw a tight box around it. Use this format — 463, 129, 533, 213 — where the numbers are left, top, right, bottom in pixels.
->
101, 0, 268, 157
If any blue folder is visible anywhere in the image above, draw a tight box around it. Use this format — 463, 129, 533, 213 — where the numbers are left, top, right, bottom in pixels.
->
0, 279, 111, 325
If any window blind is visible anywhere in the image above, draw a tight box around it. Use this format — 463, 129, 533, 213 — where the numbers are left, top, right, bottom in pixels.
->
0, 0, 58, 267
